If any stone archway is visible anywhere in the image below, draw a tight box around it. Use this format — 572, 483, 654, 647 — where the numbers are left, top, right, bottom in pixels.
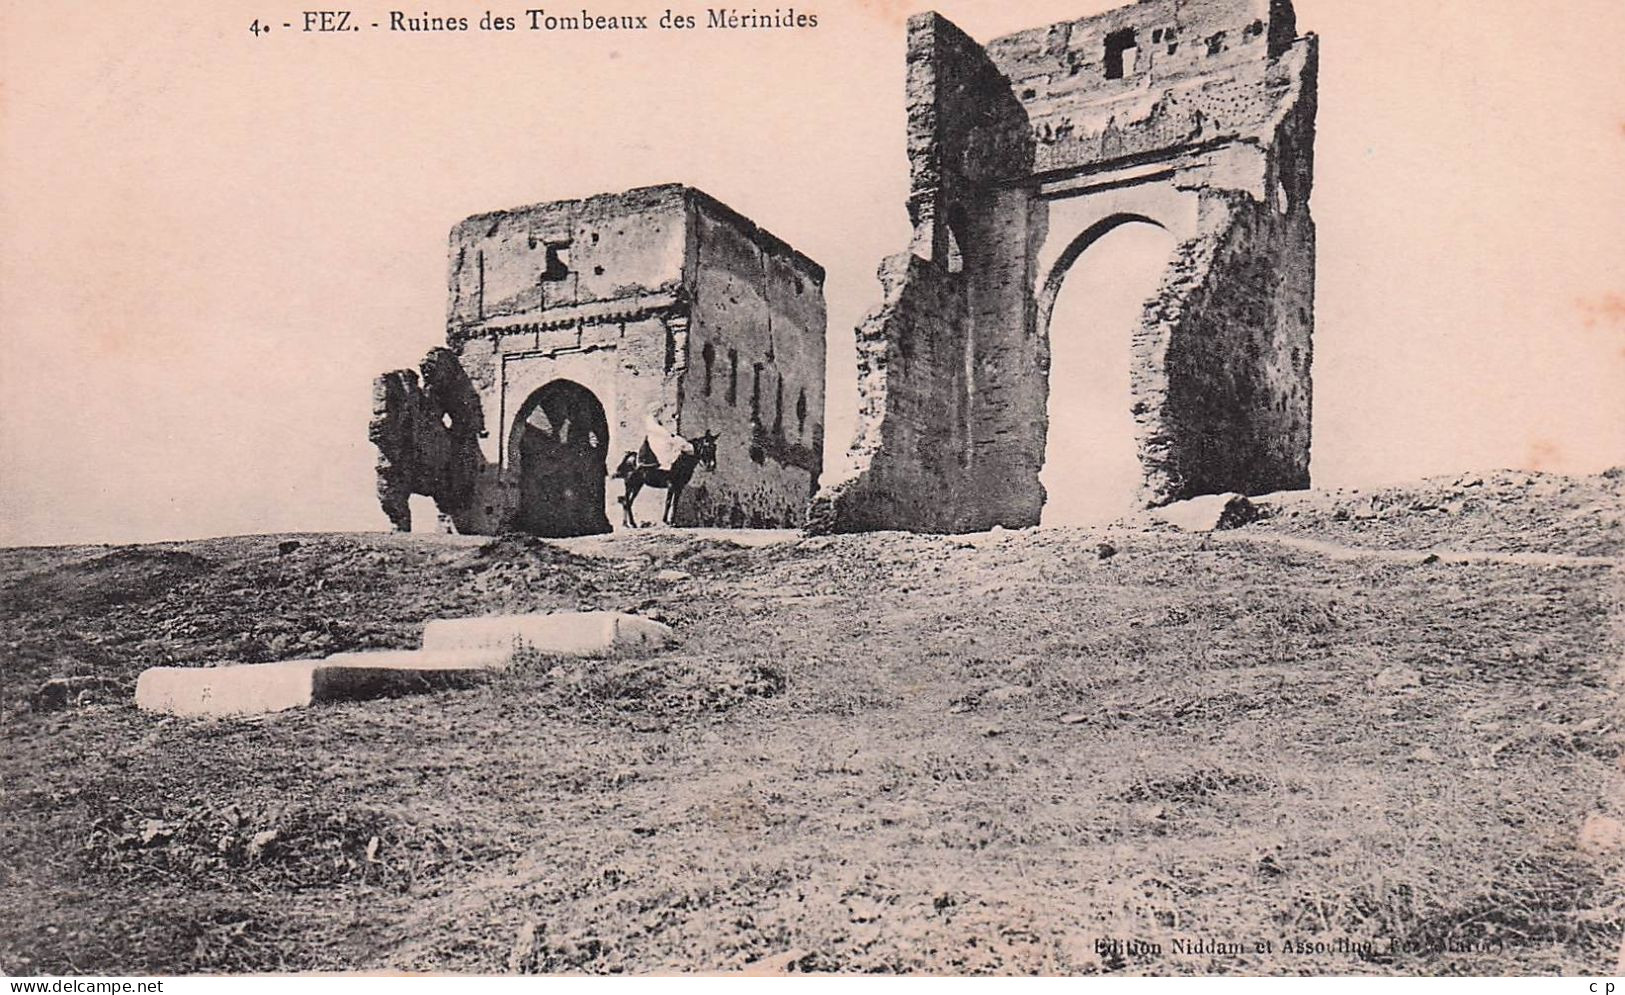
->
1036, 212, 1168, 340
1036, 215, 1177, 523
507, 379, 612, 537
809, 5, 1316, 535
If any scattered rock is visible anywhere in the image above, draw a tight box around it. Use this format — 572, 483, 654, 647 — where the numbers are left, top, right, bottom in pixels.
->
1152, 493, 1257, 532
246, 829, 279, 861
508, 919, 539, 974
1096, 542, 1117, 560
983, 685, 1030, 704
1407, 746, 1441, 763
138, 819, 176, 846
1579, 815, 1625, 856
277, 540, 302, 556
1058, 712, 1090, 725
653, 569, 692, 584
30, 676, 123, 712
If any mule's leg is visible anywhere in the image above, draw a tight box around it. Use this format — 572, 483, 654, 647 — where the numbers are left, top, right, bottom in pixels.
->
621, 478, 641, 529
665, 483, 683, 526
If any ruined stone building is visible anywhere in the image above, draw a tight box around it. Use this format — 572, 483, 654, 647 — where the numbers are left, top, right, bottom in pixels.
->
369, 0, 1316, 539
370, 185, 826, 536
810, 0, 1317, 533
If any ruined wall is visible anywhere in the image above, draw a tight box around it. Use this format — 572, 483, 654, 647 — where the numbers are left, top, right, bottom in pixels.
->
372, 184, 824, 534
985, 0, 1299, 176
807, 253, 966, 533
446, 185, 688, 331
1153, 194, 1313, 498
813, 0, 1316, 533
810, 12, 1037, 533
680, 193, 827, 528
368, 347, 485, 532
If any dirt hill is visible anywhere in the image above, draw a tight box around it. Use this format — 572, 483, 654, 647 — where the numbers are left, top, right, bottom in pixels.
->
2, 470, 1621, 975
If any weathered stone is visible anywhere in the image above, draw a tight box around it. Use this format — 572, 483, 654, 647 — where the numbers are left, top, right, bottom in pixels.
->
134, 648, 516, 717
812, 0, 1316, 534
1152, 493, 1256, 532
31, 675, 124, 712
370, 347, 488, 533
136, 659, 325, 717
374, 185, 826, 536
420, 611, 674, 658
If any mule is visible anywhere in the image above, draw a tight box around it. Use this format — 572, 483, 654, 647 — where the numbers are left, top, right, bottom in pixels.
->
612, 431, 719, 528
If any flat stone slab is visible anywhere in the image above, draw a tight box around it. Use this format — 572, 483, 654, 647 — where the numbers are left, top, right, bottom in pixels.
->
421, 611, 673, 658
134, 612, 673, 717
135, 648, 514, 717
136, 659, 325, 717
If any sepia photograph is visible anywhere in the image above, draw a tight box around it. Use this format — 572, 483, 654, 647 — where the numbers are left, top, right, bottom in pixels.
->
1, 0, 1622, 978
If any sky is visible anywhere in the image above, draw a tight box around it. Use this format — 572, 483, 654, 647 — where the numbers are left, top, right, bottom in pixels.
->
1, 0, 1622, 545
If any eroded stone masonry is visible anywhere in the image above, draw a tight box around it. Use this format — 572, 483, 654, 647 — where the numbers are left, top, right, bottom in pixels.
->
809, 0, 1317, 533
372, 185, 826, 536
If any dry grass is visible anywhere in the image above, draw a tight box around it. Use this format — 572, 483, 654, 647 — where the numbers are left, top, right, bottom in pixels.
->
1, 477, 1621, 974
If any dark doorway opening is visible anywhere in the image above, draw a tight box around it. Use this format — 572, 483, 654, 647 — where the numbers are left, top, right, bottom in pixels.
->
509, 379, 611, 537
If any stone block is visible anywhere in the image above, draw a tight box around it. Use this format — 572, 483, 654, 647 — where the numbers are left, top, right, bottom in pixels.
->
135, 648, 517, 718
1152, 493, 1257, 532
136, 660, 324, 717
421, 611, 674, 658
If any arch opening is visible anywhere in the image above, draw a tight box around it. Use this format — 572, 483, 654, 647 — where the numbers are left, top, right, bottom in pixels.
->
1039, 215, 1175, 526
508, 379, 612, 537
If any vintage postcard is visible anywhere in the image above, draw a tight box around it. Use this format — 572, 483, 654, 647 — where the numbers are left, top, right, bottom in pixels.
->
1, 0, 1622, 978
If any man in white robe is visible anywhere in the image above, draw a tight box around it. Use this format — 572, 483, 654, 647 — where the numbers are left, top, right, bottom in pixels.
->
639, 406, 693, 471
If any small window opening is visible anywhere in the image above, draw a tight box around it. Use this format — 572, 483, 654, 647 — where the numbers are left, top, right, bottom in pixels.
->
540, 240, 571, 282
702, 342, 716, 396
727, 349, 738, 406
1103, 28, 1137, 79
796, 389, 808, 436
751, 363, 764, 424
773, 375, 784, 435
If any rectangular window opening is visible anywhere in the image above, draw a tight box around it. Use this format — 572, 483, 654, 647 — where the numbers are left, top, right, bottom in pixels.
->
1104, 28, 1137, 79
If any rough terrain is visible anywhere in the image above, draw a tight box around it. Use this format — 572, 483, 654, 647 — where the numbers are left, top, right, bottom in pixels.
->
1, 470, 1621, 975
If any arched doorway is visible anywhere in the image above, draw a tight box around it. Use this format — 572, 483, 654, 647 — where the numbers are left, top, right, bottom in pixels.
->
508, 380, 611, 537
1038, 214, 1175, 525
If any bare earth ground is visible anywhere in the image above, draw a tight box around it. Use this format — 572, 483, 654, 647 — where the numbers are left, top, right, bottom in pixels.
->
1, 470, 1622, 975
